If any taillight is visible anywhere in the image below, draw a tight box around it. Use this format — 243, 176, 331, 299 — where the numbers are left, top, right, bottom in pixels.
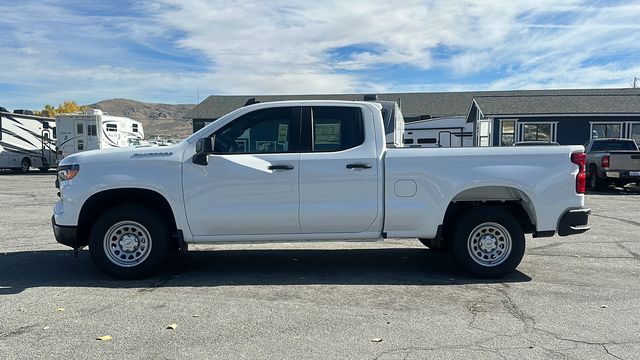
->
571, 152, 586, 194
601, 155, 609, 168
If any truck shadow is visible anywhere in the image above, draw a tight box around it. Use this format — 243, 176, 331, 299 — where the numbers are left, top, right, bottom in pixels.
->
0, 248, 531, 295
0, 170, 56, 176
588, 183, 640, 195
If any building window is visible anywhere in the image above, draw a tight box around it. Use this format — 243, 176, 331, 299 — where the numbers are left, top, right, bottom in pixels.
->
77, 139, 84, 151
106, 124, 118, 132
417, 138, 437, 144
518, 122, 556, 142
523, 123, 551, 141
500, 120, 516, 146
77, 123, 83, 135
132, 124, 139, 133
404, 138, 414, 144
477, 120, 492, 146
628, 123, 640, 144
591, 122, 622, 139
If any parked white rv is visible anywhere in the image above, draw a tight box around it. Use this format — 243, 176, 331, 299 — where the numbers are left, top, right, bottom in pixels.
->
0, 109, 57, 172
56, 109, 144, 159
404, 116, 473, 148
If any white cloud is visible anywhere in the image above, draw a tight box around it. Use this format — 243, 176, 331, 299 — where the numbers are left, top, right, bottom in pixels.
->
1, 0, 640, 109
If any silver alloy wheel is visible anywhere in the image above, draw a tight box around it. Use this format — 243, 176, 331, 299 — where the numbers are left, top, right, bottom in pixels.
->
103, 221, 152, 267
467, 222, 512, 267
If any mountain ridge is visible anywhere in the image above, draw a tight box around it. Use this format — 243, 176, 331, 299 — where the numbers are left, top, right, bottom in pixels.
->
86, 98, 195, 139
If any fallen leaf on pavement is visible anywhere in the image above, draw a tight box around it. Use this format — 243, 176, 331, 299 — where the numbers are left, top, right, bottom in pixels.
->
371, 338, 383, 343
166, 323, 177, 330
56, 308, 65, 312
600, 305, 608, 309
96, 335, 112, 341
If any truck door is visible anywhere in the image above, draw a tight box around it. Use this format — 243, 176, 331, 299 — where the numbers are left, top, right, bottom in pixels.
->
183, 106, 302, 236
298, 106, 379, 233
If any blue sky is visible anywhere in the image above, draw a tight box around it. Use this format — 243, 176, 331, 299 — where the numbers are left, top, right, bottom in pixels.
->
1, 0, 639, 110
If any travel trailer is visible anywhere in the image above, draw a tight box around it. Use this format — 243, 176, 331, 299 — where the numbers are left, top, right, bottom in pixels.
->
404, 116, 473, 148
0, 109, 57, 172
56, 109, 144, 159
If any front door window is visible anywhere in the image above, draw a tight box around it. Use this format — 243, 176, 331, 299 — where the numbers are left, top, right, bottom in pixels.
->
212, 107, 297, 154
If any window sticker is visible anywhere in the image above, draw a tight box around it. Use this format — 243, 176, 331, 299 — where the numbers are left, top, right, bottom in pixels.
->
315, 123, 340, 144
278, 124, 288, 145
255, 141, 277, 152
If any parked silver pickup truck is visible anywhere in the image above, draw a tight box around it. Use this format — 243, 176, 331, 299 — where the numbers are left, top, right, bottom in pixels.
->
585, 138, 640, 190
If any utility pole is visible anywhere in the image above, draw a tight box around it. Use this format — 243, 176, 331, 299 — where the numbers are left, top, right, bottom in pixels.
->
634, 77, 638, 89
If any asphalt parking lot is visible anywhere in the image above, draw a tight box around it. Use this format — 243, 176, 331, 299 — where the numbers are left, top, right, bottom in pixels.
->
1, 172, 639, 359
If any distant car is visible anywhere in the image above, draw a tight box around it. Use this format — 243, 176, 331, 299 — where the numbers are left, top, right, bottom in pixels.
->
513, 141, 560, 146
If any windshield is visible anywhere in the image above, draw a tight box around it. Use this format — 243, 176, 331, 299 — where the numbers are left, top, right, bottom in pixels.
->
591, 140, 638, 152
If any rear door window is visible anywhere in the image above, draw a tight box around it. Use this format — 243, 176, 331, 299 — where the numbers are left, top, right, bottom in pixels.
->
308, 106, 364, 152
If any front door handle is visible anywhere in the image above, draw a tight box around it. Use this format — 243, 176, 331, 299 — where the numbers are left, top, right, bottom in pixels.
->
346, 163, 372, 169
268, 164, 295, 171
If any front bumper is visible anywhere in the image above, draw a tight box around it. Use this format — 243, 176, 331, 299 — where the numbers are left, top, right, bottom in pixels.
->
52, 215, 80, 249
557, 208, 591, 236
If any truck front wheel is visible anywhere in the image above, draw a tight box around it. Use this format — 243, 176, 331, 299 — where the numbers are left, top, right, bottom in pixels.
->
89, 204, 171, 279
451, 207, 525, 278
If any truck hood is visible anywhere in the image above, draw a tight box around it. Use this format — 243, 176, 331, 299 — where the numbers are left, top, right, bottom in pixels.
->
59, 143, 185, 167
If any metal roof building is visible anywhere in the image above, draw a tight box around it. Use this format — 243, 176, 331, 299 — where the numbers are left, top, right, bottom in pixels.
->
186, 88, 640, 146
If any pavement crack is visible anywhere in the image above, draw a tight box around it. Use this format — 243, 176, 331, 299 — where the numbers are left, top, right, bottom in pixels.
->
591, 213, 640, 227
493, 284, 535, 330
467, 296, 486, 331
616, 243, 640, 261
0, 325, 39, 340
603, 344, 624, 360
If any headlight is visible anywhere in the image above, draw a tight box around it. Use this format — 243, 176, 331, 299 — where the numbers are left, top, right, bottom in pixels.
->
57, 164, 80, 181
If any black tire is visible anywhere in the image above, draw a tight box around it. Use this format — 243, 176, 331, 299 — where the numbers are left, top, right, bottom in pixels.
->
588, 165, 604, 191
451, 207, 525, 278
89, 204, 172, 279
418, 238, 447, 251
18, 158, 30, 173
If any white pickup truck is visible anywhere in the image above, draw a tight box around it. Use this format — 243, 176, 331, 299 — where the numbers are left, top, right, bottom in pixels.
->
52, 100, 590, 279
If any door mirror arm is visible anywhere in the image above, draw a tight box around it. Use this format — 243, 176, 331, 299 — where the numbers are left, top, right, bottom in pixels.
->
193, 136, 214, 166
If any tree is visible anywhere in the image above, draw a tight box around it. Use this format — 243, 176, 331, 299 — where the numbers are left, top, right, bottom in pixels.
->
41, 104, 58, 117
57, 100, 82, 114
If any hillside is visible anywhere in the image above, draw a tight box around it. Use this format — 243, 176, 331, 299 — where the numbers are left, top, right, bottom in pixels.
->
86, 98, 195, 139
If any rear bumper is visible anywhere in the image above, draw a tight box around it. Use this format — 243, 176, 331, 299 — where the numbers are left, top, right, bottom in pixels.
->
557, 208, 591, 236
52, 215, 80, 249
603, 170, 640, 180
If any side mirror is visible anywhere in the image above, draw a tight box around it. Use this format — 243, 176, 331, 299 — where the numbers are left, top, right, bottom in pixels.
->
193, 137, 213, 166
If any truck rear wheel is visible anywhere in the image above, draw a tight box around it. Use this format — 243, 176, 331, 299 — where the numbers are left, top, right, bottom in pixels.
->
588, 165, 604, 191
89, 204, 171, 279
451, 207, 525, 278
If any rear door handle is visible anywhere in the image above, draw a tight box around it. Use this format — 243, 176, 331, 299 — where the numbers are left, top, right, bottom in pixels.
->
346, 163, 372, 169
268, 164, 294, 170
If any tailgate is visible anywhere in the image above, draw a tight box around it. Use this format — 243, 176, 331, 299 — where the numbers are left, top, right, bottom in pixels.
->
609, 152, 640, 170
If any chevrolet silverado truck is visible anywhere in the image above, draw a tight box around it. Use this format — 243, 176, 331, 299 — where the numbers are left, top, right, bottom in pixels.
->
585, 138, 640, 190
52, 100, 590, 279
